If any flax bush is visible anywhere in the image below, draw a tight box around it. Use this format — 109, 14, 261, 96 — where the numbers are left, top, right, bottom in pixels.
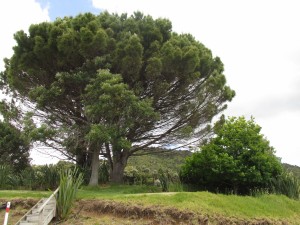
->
20, 167, 36, 189
56, 168, 83, 220
40, 164, 60, 190
158, 169, 170, 192
0, 164, 12, 189
271, 170, 300, 200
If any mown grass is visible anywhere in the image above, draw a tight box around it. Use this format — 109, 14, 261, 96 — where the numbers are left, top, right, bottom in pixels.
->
0, 190, 51, 199
79, 184, 161, 196
1, 185, 300, 224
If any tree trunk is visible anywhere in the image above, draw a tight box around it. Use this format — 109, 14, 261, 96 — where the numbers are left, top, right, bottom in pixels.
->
110, 150, 129, 184
88, 148, 100, 186
76, 149, 92, 169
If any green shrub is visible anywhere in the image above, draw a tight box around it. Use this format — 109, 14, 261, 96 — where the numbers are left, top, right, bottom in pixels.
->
124, 166, 139, 185
180, 117, 283, 195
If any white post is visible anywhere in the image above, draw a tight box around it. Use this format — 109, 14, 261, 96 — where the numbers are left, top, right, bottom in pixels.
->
3, 202, 11, 225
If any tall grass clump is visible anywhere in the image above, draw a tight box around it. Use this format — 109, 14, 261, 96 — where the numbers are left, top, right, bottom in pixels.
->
0, 165, 23, 189
249, 187, 270, 197
169, 181, 184, 192
40, 164, 60, 190
98, 160, 109, 184
0, 164, 12, 189
271, 170, 300, 200
56, 168, 83, 220
169, 171, 184, 192
158, 169, 170, 192
20, 167, 36, 189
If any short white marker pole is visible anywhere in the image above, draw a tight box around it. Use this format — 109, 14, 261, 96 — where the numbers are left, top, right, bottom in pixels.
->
3, 202, 10, 225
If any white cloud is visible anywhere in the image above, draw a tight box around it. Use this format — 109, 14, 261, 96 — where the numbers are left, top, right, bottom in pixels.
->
30, 147, 64, 165
0, 0, 50, 71
92, 0, 300, 165
257, 112, 300, 166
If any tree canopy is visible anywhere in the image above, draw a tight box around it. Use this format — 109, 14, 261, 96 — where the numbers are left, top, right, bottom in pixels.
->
1, 12, 235, 183
0, 121, 30, 172
180, 117, 283, 194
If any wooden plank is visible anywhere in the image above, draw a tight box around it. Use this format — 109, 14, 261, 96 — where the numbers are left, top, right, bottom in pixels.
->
25, 214, 40, 222
19, 222, 38, 225
42, 209, 55, 225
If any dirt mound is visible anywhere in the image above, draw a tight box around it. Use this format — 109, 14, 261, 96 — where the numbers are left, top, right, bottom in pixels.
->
78, 199, 207, 224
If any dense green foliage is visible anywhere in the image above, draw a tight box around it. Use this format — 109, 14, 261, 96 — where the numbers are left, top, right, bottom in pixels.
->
0, 121, 30, 172
1, 11, 234, 183
0, 162, 74, 190
180, 117, 283, 194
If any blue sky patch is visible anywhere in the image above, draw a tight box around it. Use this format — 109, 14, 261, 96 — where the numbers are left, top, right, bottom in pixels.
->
36, 0, 101, 21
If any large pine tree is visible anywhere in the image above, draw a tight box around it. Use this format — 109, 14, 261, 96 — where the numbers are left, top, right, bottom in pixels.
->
1, 12, 234, 183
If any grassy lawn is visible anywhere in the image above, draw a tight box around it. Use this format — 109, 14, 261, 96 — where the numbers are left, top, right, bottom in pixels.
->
76, 185, 300, 222
1, 185, 300, 224
0, 190, 52, 199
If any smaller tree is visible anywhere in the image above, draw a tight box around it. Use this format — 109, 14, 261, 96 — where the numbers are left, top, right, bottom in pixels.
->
84, 69, 160, 184
0, 121, 30, 172
180, 116, 282, 194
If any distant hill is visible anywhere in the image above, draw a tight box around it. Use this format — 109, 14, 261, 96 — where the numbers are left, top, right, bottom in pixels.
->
283, 163, 300, 179
127, 150, 300, 179
127, 149, 192, 173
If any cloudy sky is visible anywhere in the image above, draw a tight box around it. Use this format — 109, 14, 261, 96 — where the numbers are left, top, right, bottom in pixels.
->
0, 0, 299, 166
